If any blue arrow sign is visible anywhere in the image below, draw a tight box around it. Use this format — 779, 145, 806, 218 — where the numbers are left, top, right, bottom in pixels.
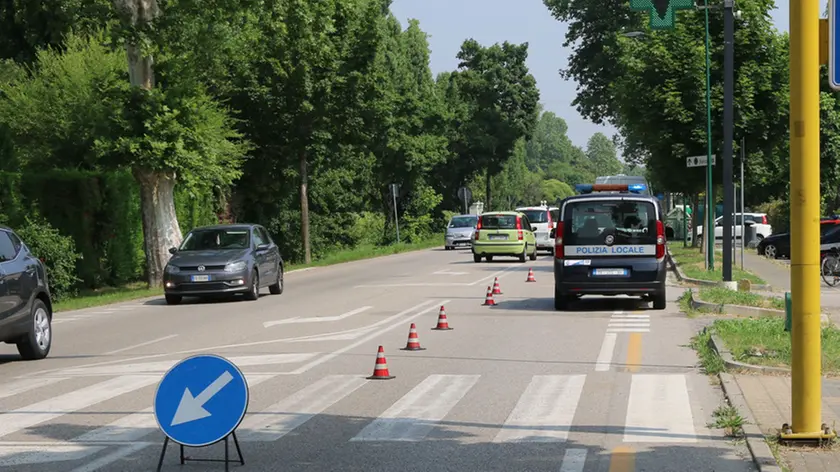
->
154, 354, 249, 447
832, 0, 840, 90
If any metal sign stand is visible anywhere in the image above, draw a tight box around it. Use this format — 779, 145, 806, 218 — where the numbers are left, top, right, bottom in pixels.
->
156, 432, 245, 472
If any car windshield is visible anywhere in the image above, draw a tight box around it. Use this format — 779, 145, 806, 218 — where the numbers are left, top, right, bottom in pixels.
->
520, 210, 548, 223
180, 229, 250, 250
564, 200, 657, 245
480, 214, 518, 229
449, 216, 477, 228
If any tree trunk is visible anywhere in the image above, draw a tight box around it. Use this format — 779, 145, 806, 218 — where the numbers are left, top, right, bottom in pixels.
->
134, 168, 182, 286
299, 150, 312, 264
485, 168, 492, 211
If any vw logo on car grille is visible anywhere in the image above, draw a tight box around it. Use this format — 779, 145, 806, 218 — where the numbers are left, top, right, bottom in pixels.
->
604, 235, 615, 246
197, 265, 205, 271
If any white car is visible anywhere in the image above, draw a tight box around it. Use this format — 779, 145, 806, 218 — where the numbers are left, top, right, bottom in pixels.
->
515, 204, 560, 254
697, 212, 772, 241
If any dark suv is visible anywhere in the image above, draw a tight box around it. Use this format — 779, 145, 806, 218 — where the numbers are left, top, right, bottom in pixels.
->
0, 226, 53, 360
551, 184, 667, 311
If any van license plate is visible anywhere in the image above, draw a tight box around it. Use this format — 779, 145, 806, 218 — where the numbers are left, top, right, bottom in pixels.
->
191, 275, 211, 282
592, 268, 628, 276
489, 234, 508, 240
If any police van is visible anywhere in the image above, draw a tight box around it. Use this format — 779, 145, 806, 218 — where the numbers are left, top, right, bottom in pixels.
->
551, 183, 667, 311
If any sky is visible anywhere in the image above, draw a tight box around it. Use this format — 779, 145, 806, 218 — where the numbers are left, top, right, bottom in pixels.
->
388, 0, 798, 154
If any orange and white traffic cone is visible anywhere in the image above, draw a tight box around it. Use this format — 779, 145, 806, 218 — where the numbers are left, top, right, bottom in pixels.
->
367, 345, 395, 380
526, 268, 536, 282
432, 305, 453, 330
401, 323, 426, 351
492, 277, 503, 295
482, 286, 497, 306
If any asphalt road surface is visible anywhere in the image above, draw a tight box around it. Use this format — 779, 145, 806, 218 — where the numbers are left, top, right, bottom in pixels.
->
0, 247, 756, 471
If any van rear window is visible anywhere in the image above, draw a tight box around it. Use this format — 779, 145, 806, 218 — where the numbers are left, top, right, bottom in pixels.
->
481, 215, 518, 229
564, 200, 657, 246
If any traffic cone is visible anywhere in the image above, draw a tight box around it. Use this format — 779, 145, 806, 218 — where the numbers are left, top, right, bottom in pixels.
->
482, 286, 497, 306
432, 305, 453, 330
367, 345, 395, 380
526, 268, 536, 282
492, 277, 503, 295
401, 323, 426, 351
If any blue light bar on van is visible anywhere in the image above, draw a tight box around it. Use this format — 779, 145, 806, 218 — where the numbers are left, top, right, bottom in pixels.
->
575, 183, 647, 194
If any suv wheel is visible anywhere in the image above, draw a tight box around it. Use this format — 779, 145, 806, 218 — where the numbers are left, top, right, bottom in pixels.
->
269, 266, 284, 295
245, 270, 260, 300
17, 299, 51, 360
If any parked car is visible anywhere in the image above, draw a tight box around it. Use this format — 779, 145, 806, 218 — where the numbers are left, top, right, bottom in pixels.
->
0, 225, 53, 360
757, 219, 840, 259
163, 224, 284, 305
444, 214, 478, 250
471, 211, 538, 263
697, 213, 772, 240
516, 204, 560, 254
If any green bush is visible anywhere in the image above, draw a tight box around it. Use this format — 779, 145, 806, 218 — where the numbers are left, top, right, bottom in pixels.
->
350, 212, 386, 246
15, 216, 81, 301
756, 197, 790, 234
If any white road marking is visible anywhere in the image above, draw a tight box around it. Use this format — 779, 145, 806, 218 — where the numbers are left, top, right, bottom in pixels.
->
595, 333, 618, 372
432, 269, 469, 275
351, 375, 479, 441
611, 314, 649, 319
0, 444, 105, 467
607, 328, 651, 332
624, 374, 697, 443
0, 375, 159, 439
102, 335, 178, 355
608, 322, 650, 327
354, 266, 518, 288
559, 448, 588, 472
287, 299, 447, 375
607, 311, 650, 333
60, 353, 318, 376
238, 375, 368, 441
0, 377, 68, 401
493, 375, 586, 443
68, 443, 150, 472
263, 306, 372, 327
73, 373, 276, 443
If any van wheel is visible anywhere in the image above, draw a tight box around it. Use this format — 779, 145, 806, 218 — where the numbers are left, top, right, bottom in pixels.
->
17, 299, 51, 360
554, 290, 569, 311
165, 294, 182, 305
473, 253, 482, 263
652, 291, 667, 310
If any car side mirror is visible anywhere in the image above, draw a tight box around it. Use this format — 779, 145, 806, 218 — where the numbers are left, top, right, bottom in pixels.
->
531, 226, 537, 232
168, 247, 178, 255
549, 229, 556, 239
257, 243, 270, 251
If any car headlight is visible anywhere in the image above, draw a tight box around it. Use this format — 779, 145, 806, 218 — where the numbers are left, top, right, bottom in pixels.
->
225, 261, 247, 273
165, 264, 179, 274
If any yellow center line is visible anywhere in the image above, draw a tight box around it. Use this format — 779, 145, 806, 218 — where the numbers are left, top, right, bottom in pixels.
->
609, 445, 636, 472
626, 332, 642, 372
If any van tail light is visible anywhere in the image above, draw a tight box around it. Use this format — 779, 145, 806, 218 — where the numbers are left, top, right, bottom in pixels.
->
656, 220, 666, 261
762, 215, 768, 224
554, 222, 564, 259
516, 216, 523, 240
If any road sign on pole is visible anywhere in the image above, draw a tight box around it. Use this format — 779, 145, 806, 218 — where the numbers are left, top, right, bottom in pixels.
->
457, 186, 472, 214
629, 0, 694, 30
686, 155, 717, 167
154, 354, 248, 470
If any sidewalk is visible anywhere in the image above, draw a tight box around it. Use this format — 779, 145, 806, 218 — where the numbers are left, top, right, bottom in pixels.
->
736, 374, 840, 471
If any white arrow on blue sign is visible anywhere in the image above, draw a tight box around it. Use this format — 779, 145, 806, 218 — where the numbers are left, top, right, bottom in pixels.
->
154, 354, 249, 447
832, 0, 840, 90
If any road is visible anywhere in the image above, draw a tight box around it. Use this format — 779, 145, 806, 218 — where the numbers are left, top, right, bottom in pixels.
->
0, 247, 756, 471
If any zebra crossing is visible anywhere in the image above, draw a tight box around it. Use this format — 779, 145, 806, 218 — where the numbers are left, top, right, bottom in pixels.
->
0, 368, 703, 470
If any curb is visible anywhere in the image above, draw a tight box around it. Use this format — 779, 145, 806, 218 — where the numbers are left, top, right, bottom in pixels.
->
686, 290, 786, 319
668, 250, 774, 291
705, 327, 791, 375
717, 372, 785, 472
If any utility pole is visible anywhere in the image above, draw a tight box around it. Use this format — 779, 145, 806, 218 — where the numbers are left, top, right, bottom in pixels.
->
720, 0, 735, 282
740, 138, 745, 270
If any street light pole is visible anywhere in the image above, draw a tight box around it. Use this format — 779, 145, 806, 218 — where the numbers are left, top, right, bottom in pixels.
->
702, 0, 714, 271
721, 0, 735, 282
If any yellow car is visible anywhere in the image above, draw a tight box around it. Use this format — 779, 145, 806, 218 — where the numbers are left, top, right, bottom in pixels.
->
471, 211, 539, 263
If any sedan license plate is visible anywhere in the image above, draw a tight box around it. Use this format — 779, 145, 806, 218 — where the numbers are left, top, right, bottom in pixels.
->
592, 268, 628, 276
191, 275, 211, 282
488, 234, 508, 241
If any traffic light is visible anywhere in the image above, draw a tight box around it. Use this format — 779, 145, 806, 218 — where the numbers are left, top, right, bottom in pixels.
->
629, 0, 695, 30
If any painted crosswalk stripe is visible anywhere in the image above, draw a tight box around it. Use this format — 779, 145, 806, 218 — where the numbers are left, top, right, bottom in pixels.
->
0, 376, 159, 439
493, 375, 586, 443
595, 333, 618, 372
0, 377, 68, 401
68, 443, 150, 472
239, 375, 368, 442
0, 444, 106, 467
351, 374, 479, 442
608, 328, 650, 333
623, 374, 697, 443
559, 448, 587, 472
74, 373, 277, 443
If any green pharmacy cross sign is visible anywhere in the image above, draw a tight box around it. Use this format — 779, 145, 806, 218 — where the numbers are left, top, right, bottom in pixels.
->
630, 0, 694, 30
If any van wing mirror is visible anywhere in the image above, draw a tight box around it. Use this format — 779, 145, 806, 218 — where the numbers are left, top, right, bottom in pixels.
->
549, 228, 556, 239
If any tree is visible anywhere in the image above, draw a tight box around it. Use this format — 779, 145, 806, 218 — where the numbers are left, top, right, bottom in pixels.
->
585, 132, 622, 176
455, 39, 540, 210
